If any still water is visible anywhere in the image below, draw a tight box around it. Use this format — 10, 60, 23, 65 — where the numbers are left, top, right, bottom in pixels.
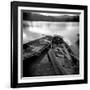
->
23, 21, 79, 45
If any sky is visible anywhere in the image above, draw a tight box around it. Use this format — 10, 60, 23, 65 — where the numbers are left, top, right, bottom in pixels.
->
31, 12, 79, 17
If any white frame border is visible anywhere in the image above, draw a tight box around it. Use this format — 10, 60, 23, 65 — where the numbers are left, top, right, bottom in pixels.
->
18, 6, 84, 83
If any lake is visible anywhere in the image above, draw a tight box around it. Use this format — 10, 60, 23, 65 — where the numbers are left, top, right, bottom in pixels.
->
23, 21, 79, 45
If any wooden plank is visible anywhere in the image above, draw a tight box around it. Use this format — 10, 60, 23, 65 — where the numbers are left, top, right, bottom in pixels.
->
48, 49, 67, 75
47, 49, 61, 74
48, 49, 71, 75
62, 44, 72, 61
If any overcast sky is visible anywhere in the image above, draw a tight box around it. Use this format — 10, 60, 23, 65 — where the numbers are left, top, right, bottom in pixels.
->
31, 12, 79, 17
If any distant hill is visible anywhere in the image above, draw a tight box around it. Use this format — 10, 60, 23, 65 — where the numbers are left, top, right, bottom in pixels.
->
23, 12, 79, 22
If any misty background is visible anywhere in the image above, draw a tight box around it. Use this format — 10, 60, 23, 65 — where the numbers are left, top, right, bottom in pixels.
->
22, 12, 79, 45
